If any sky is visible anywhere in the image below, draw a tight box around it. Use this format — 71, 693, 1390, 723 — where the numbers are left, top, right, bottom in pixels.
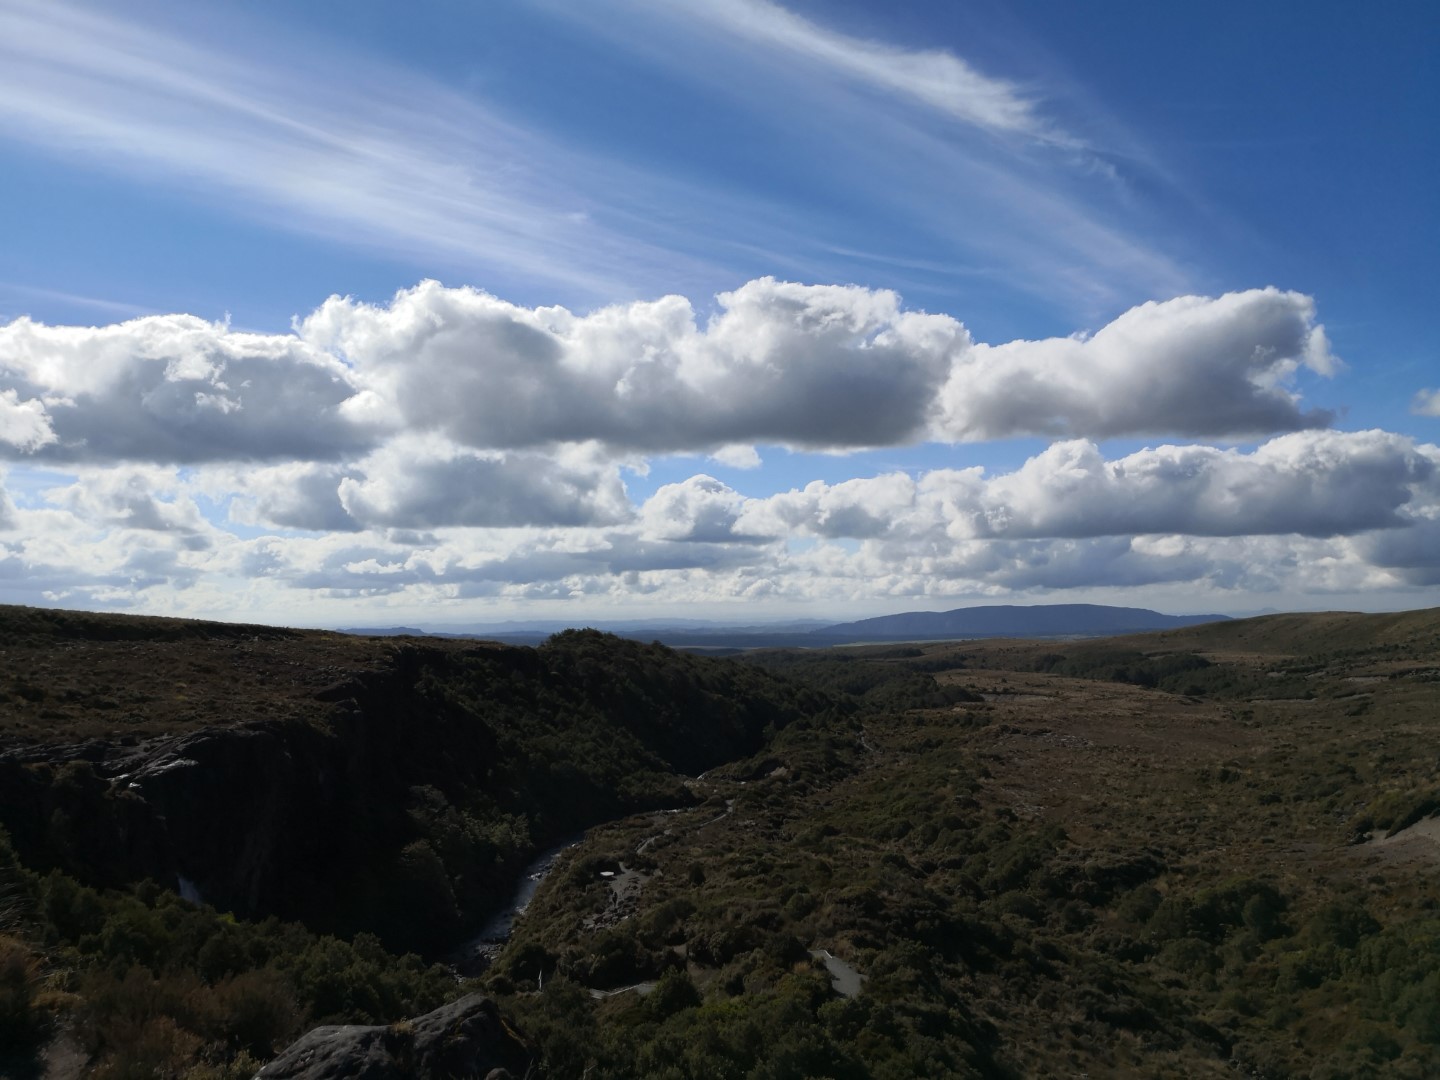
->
0, 0, 1437, 628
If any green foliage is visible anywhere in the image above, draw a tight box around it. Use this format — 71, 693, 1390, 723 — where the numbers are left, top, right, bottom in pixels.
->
353, 629, 845, 952
645, 968, 701, 1020
2, 625, 842, 960
0, 835, 455, 1078
1033, 648, 1211, 688
480, 622, 1440, 1078
741, 649, 981, 712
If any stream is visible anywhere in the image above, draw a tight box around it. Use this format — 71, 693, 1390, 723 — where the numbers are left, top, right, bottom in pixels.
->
445, 790, 775, 992
447, 836, 581, 974
446, 805, 691, 974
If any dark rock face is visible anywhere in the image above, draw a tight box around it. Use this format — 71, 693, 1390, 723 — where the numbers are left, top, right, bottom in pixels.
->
0, 647, 508, 947
256, 1024, 405, 1079
0, 716, 403, 936
257, 994, 531, 1080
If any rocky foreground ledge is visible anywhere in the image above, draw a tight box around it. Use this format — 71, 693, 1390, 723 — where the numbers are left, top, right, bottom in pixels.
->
256, 994, 532, 1080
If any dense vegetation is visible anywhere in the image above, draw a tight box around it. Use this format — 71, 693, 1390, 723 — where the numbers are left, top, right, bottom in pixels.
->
482, 617, 1440, 1078
741, 648, 982, 712
381, 628, 836, 935
1, 824, 455, 1078
1, 605, 1438, 1076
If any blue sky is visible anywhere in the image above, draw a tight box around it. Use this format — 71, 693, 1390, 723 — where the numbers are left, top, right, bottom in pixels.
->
0, 0, 1436, 626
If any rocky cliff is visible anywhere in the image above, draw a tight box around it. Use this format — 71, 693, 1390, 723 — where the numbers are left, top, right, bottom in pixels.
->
0, 609, 825, 953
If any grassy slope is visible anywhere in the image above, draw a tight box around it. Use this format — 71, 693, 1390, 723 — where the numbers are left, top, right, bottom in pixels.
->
0, 604, 392, 745
1112, 607, 1440, 659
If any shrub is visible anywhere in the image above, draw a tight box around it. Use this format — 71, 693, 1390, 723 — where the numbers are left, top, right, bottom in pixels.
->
646, 968, 701, 1020
0, 933, 46, 1048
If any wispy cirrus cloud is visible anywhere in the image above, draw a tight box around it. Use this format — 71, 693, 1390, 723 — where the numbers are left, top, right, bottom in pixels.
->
0, 282, 155, 322
664, 0, 1057, 140
0, 0, 726, 300
0, 0, 1204, 320
541, 0, 1196, 314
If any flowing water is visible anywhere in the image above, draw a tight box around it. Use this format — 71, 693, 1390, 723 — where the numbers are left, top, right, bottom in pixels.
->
448, 836, 580, 974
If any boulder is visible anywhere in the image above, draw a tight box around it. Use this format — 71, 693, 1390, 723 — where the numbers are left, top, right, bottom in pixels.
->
254, 1023, 405, 1079
257, 994, 532, 1079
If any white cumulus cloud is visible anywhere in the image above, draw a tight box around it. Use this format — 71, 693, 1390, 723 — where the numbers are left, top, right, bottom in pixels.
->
0, 387, 56, 452
640, 475, 763, 543
4, 276, 1431, 620
300, 277, 959, 453
335, 440, 633, 531
936, 288, 1337, 441
0, 315, 375, 463
46, 467, 210, 536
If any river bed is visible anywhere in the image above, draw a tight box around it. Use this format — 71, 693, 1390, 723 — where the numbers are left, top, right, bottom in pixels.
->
446, 806, 869, 1008
447, 836, 580, 974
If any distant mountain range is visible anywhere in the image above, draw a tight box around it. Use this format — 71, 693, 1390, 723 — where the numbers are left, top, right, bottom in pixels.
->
810, 603, 1230, 642
343, 604, 1229, 648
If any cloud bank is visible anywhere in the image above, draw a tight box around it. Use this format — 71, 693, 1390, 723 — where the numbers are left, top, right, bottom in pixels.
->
0, 315, 371, 462
1, 279, 1433, 619
730, 430, 1433, 545
2, 279, 1336, 468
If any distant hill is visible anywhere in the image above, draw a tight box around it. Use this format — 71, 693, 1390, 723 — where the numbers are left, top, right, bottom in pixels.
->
1112, 607, 1440, 657
811, 603, 1230, 642
343, 606, 1232, 648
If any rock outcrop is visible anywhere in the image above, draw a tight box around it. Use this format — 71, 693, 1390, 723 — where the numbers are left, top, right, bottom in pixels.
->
256, 994, 531, 1079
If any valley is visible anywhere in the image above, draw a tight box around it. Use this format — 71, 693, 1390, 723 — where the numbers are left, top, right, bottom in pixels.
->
1, 605, 1437, 1077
